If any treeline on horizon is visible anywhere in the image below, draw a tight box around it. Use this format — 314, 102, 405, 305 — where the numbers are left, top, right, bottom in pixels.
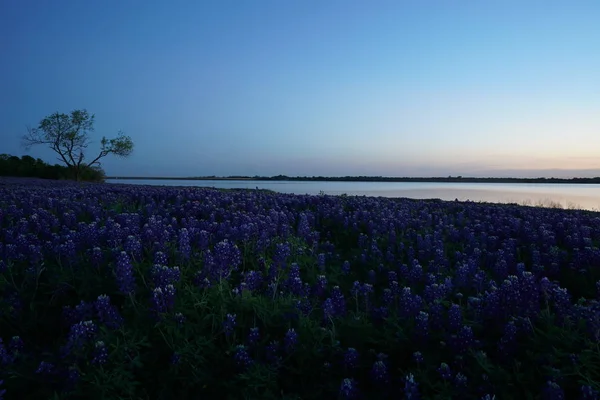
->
0, 154, 106, 182
108, 174, 600, 184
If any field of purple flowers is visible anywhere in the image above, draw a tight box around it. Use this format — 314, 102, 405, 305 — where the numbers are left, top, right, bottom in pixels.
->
0, 177, 599, 399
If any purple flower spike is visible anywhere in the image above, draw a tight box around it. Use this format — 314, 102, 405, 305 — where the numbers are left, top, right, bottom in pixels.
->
95, 294, 124, 329
92, 341, 108, 365
115, 251, 136, 295
339, 378, 358, 399
151, 285, 176, 316
284, 328, 298, 353
404, 373, 420, 399
223, 313, 237, 337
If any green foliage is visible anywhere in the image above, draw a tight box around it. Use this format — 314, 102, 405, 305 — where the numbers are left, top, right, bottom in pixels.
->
0, 154, 106, 182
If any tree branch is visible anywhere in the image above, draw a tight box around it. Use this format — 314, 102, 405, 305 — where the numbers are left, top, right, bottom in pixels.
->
86, 150, 110, 168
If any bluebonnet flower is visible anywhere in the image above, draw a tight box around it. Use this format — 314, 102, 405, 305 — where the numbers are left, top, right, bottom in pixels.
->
247, 327, 260, 345
171, 352, 181, 365
404, 373, 420, 399
499, 276, 523, 315
414, 311, 429, 342
178, 228, 191, 261
115, 251, 136, 295
454, 372, 468, 388
242, 270, 264, 292
35, 361, 55, 375
322, 298, 335, 322
124, 235, 142, 259
409, 263, 423, 284
284, 328, 298, 353
90, 246, 103, 268
314, 274, 328, 297
286, 263, 304, 295
150, 264, 181, 287
424, 284, 444, 303
413, 351, 424, 365
9, 336, 23, 355
154, 251, 168, 266
63, 300, 94, 326
233, 345, 252, 369
173, 312, 186, 326
360, 252, 367, 263
212, 239, 242, 279
65, 365, 81, 391
297, 213, 311, 238
59, 239, 77, 263
540, 277, 554, 300
358, 233, 368, 249
0, 379, 5, 400
151, 285, 176, 315
542, 381, 565, 400
197, 229, 210, 250
339, 378, 358, 399
454, 263, 472, 289
362, 282, 374, 297
296, 298, 312, 316
451, 325, 475, 354
371, 359, 389, 384
95, 294, 124, 329
472, 271, 487, 293
223, 314, 236, 337
447, 303, 463, 331
551, 287, 572, 324
265, 340, 281, 366
498, 320, 518, 356
62, 320, 97, 356
317, 252, 326, 270
467, 296, 483, 320
381, 288, 394, 306
193, 272, 212, 289
92, 341, 108, 365
273, 242, 291, 268
330, 286, 346, 316
438, 362, 452, 380
581, 385, 599, 399
389, 280, 400, 297
342, 260, 351, 275
568, 353, 579, 366
344, 348, 359, 370
27, 243, 43, 266
0, 340, 12, 366
399, 287, 422, 318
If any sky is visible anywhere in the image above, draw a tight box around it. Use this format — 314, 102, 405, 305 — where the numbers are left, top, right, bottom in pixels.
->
1, 0, 599, 178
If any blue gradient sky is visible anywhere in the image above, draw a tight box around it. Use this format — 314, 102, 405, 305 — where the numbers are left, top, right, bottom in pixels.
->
1, 1, 599, 178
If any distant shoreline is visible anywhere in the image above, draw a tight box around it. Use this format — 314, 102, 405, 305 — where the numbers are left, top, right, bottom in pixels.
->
105, 176, 600, 184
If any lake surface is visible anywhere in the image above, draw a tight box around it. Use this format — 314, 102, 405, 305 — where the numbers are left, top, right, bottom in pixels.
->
106, 179, 600, 211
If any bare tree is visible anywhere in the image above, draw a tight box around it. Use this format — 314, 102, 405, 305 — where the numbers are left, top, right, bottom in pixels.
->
22, 109, 134, 181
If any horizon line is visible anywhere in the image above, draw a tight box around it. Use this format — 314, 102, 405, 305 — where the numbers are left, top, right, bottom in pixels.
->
105, 175, 600, 181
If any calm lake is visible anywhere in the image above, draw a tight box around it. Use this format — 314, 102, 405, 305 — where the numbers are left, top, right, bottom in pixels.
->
106, 179, 600, 211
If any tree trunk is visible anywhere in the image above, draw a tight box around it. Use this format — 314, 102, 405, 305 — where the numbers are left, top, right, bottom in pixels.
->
72, 166, 80, 181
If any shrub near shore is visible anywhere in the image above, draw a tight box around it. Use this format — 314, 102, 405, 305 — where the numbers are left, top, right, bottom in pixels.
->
0, 178, 599, 399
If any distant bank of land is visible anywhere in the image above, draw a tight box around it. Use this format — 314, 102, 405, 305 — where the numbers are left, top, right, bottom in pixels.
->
106, 175, 600, 184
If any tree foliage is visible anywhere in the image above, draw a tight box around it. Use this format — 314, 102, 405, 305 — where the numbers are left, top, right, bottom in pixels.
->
0, 153, 106, 182
22, 109, 133, 180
